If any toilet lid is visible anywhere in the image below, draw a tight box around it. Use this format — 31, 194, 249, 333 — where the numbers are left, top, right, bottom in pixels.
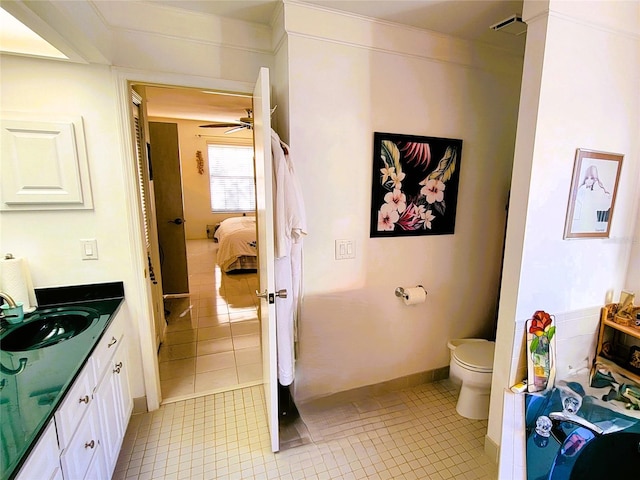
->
453, 342, 495, 372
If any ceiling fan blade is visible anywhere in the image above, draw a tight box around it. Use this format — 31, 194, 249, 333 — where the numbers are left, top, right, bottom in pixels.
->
224, 125, 248, 134
199, 122, 243, 128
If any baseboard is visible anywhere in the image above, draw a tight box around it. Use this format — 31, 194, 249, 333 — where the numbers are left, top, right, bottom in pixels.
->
484, 434, 500, 464
299, 366, 450, 407
132, 396, 148, 415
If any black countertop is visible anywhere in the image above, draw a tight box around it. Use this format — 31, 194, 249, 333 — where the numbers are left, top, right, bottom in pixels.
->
0, 282, 125, 480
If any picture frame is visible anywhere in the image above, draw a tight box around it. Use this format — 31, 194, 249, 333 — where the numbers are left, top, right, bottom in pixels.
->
370, 132, 463, 238
563, 148, 623, 239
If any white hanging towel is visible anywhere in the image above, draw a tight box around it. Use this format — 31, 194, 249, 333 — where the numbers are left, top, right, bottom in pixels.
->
271, 129, 307, 386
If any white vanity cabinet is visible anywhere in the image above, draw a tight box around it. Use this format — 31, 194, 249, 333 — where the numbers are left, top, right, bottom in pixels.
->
15, 307, 132, 480
93, 324, 132, 474
14, 420, 63, 480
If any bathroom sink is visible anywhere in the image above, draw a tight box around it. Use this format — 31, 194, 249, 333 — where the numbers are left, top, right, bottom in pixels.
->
1, 308, 99, 351
568, 432, 640, 480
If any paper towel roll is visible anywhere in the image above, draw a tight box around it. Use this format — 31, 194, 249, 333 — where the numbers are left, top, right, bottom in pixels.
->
403, 287, 426, 305
1, 255, 37, 313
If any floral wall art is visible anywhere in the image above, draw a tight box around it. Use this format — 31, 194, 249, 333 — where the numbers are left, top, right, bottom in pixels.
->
370, 132, 463, 237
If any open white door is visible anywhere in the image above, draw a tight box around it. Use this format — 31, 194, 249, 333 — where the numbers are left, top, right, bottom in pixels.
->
253, 67, 279, 452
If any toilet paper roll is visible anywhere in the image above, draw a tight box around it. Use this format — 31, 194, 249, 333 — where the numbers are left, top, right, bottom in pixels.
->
1, 256, 37, 313
403, 287, 426, 305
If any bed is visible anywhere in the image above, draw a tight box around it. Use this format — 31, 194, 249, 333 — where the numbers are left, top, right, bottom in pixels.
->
214, 216, 258, 272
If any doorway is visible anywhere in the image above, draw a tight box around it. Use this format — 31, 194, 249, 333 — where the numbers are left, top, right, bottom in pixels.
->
135, 84, 263, 402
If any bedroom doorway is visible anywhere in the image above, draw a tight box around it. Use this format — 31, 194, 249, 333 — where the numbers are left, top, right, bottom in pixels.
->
134, 83, 263, 402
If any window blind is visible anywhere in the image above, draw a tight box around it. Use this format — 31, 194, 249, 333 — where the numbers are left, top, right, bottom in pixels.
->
208, 145, 255, 212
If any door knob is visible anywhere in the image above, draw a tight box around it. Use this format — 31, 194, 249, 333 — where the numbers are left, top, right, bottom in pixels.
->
255, 289, 288, 302
168, 218, 184, 225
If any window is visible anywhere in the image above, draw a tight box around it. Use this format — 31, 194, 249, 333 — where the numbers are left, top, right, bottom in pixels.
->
208, 144, 255, 212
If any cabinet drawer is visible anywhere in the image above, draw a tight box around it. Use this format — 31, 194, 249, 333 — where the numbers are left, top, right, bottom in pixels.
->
59, 405, 101, 480
92, 313, 125, 379
54, 359, 95, 448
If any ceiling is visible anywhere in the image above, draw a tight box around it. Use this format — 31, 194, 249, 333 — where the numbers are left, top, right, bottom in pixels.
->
143, 86, 253, 125
149, 0, 525, 51
140, 0, 525, 125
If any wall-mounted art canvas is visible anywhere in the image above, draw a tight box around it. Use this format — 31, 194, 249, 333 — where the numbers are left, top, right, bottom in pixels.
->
370, 132, 462, 237
563, 148, 623, 239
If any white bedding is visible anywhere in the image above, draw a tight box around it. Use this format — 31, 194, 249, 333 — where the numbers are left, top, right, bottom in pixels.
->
214, 217, 257, 272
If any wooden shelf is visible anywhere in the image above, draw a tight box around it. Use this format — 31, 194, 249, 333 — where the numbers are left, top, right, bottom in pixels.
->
595, 355, 640, 385
603, 318, 640, 340
596, 305, 640, 386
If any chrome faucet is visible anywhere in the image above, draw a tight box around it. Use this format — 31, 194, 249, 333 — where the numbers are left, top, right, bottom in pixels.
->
548, 411, 604, 443
0, 358, 28, 376
0, 292, 17, 308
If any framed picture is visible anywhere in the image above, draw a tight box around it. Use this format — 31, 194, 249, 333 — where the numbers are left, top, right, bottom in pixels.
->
370, 132, 463, 238
563, 149, 623, 239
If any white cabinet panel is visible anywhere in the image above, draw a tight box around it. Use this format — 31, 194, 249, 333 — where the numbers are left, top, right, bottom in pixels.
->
15, 420, 61, 480
0, 114, 93, 210
54, 358, 95, 449
59, 404, 101, 480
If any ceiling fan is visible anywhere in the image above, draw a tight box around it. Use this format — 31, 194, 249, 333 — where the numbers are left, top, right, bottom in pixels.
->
199, 108, 253, 134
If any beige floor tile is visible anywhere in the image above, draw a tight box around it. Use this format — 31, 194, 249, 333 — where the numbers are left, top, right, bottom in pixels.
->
189, 272, 216, 286
198, 303, 229, 317
234, 346, 261, 366
229, 309, 259, 323
158, 342, 196, 362
197, 338, 234, 356
198, 324, 232, 340
198, 314, 230, 328
194, 368, 239, 393
232, 334, 260, 350
226, 293, 257, 307
160, 375, 195, 398
196, 351, 236, 373
165, 317, 197, 333
163, 329, 197, 346
159, 358, 196, 380
237, 363, 262, 383
231, 320, 260, 336
158, 239, 262, 407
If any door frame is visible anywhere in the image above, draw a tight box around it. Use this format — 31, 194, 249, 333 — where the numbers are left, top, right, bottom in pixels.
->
114, 68, 255, 411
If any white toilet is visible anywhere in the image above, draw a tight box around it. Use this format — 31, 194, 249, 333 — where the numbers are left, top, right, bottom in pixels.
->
448, 339, 496, 420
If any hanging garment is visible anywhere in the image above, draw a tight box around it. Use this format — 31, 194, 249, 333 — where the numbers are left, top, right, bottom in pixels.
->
271, 129, 307, 386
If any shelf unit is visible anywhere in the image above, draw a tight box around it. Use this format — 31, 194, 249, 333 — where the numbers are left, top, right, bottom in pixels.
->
595, 304, 640, 384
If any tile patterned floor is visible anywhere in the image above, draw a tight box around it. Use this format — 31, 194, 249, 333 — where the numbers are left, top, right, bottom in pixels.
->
114, 381, 498, 479
158, 240, 261, 401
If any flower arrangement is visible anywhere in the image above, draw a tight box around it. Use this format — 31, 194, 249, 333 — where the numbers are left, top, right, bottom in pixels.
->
528, 310, 556, 353
370, 133, 462, 238
196, 150, 204, 175
527, 310, 556, 391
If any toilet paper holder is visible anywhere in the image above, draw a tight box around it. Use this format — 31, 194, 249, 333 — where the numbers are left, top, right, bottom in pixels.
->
395, 285, 427, 300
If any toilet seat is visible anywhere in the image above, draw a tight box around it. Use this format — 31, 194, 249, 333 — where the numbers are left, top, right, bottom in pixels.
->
452, 342, 495, 373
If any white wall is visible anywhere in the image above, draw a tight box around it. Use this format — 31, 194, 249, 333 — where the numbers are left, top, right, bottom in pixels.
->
488, 0, 640, 448
283, 4, 524, 402
0, 56, 146, 397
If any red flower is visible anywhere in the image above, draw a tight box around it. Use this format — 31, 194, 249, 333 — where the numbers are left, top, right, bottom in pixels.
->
529, 310, 553, 337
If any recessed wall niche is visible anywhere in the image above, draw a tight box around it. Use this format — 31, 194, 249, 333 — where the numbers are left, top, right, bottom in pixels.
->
0, 113, 93, 210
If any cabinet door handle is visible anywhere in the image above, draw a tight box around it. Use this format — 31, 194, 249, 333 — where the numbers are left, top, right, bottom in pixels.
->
107, 337, 117, 348
79, 395, 90, 404
113, 362, 123, 374
84, 440, 95, 449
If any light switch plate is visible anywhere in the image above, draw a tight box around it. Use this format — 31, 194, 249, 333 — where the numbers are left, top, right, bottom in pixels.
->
335, 239, 355, 260
80, 239, 98, 260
